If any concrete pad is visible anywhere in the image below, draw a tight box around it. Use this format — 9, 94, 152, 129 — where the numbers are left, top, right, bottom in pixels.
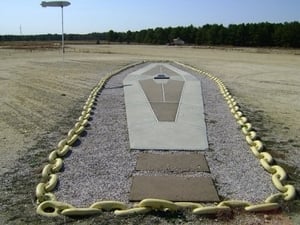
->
129, 175, 219, 202
139, 78, 184, 121
127, 122, 207, 150
150, 103, 178, 121
140, 79, 164, 102
140, 79, 184, 103
123, 63, 208, 150
144, 65, 179, 78
164, 80, 184, 102
136, 153, 209, 172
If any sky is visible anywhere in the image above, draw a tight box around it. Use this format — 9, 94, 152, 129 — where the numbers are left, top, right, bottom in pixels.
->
0, 0, 299, 35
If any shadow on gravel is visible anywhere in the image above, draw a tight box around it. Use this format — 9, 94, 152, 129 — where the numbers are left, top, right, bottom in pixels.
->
104, 84, 132, 90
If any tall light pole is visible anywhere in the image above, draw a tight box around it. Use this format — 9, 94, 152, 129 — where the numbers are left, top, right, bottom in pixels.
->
41, 1, 71, 60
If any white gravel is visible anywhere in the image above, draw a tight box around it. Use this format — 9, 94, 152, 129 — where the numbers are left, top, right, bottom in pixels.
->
54, 62, 276, 207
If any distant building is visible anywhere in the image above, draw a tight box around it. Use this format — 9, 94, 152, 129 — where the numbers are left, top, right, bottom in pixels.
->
173, 37, 185, 45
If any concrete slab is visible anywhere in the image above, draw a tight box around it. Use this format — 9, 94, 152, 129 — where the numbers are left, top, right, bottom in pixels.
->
149, 103, 178, 121
164, 80, 184, 102
144, 65, 179, 78
140, 79, 184, 103
136, 153, 210, 172
129, 175, 219, 202
139, 79, 184, 121
140, 79, 164, 102
123, 63, 208, 150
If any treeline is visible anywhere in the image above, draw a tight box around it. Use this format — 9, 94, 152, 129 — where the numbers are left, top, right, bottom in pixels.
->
1, 22, 300, 47
0, 33, 106, 42
109, 22, 300, 47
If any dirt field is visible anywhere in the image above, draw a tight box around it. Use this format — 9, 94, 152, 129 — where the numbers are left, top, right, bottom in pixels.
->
0, 44, 299, 224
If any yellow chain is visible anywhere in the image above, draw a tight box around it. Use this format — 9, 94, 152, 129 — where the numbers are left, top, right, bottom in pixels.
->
175, 61, 296, 206
35, 61, 295, 217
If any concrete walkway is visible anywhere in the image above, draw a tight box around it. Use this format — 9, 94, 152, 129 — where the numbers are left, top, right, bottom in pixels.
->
123, 63, 219, 202
123, 63, 208, 150
130, 152, 219, 202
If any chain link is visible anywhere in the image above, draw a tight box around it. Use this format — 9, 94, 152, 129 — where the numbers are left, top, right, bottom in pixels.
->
35, 61, 295, 217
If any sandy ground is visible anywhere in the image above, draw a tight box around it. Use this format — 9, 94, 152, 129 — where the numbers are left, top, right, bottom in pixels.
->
0, 44, 299, 224
0, 48, 136, 174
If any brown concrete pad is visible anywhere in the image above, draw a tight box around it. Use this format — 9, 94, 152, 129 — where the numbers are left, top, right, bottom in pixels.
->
140, 79, 163, 102
164, 80, 184, 102
136, 153, 210, 172
139, 79, 184, 103
130, 175, 219, 202
150, 103, 178, 121
139, 79, 184, 121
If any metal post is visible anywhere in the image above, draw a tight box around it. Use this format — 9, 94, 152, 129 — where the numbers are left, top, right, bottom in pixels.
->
61, 6, 64, 61
41, 1, 70, 62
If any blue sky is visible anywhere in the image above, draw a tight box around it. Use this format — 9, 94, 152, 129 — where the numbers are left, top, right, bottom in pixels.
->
1, 0, 299, 35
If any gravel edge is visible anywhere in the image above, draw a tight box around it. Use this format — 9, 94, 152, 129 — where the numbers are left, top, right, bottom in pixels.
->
54, 62, 276, 207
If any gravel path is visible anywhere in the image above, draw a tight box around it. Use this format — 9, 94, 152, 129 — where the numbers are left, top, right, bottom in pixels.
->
54, 62, 276, 207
